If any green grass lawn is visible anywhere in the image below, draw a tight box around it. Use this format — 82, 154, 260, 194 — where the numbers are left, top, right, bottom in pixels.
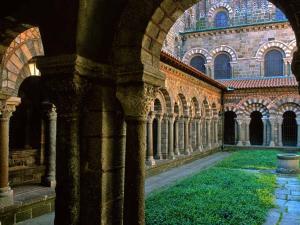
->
146, 150, 278, 225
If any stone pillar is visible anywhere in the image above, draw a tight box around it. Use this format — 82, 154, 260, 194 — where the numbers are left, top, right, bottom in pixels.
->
24, 107, 32, 149
184, 117, 190, 155
262, 117, 268, 146
146, 112, 155, 166
296, 118, 300, 147
206, 118, 212, 149
214, 118, 219, 145
201, 118, 206, 148
236, 119, 243, 146
244, 119, 251, 146
174, 118, 180, 155
117, 83, 158, 225
38, 55, 86, 225
278, 118, 283, 146
269, 116, 276, 147
196, 118, 202, 151
0, 97, 21, 207
155, 114, 163, 159
168, 115, 175, 159
42, 102, 57, 187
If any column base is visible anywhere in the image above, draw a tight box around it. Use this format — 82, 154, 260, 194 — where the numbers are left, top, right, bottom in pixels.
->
197, 146, 203, 152
0, 187, 14, 207
269, 141, 275, 147
237, 141, 243, 146
174, 148, 180, 156
184, 149, 191, 155
43, 178, 57, 188
155, 154, 163, 160
168, 154, 175, 160
146, 157, 156, 166
244, 141, 251, 146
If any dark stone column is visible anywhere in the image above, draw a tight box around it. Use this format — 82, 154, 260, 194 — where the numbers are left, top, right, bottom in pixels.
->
278, 118, 283, 146
38, 55, 86, 225
262, 117, 268, 146
196, 118, 203, 151
117, 83, 157, 225
42, 102, 57, 188
0, 97, 21, 207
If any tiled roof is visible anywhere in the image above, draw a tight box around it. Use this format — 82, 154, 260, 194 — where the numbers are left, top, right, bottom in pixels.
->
219, 77, 298, 89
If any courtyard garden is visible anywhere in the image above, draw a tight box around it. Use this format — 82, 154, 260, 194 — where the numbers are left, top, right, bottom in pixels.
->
145, 150, 300, 225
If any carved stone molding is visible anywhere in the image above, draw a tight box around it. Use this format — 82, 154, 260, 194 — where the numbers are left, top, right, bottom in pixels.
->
0, 97, 21, 118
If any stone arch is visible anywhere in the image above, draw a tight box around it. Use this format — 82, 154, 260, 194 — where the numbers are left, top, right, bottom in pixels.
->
151, 90, 167, 114
272, 94, 300, 112
255, 40, 290, 59
158, 88, 173, 113
178, 93, 189, 116
210, 46, 237, 62
211, 102, 218, 117
243, 103, 270, 117
238, 97, 271, 117
207, 3, 234, 23
1, 27, 44, 96
202, 98, 211, 118
289, 40, 297, 56
224, 104, 238, 114
277, 102, 300, 117
190, 97, 200, 118
182, 48, 212, 64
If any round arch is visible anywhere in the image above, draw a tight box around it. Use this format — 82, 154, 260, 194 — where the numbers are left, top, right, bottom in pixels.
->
255, 40, 290, 59
211, 46, 238, 62
182, 48, 212, 64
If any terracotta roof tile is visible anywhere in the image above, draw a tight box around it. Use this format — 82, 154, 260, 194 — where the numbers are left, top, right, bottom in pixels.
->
219, 77, 298, 89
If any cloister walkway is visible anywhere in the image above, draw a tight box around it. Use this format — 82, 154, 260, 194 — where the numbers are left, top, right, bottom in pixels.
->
16, 152, 231, 225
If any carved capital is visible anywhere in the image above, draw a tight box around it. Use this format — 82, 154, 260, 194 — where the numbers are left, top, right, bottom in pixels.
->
0, 97, 21, 119
37, 55, 89, 116
42, 101, 57, 120
117, 83, 158, 119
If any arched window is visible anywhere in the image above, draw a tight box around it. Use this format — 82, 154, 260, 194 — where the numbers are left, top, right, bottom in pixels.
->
264, 49, 284, 77
275, 8, 286, 21
214, 53, 232, 79
215, 11, 229, 28
190, 55, 206, 73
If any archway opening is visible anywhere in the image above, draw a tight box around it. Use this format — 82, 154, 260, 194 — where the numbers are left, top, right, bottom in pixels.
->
250, 111, 263, 145
282, 111, 297, 146
224, 111, 236, 145
152, 118, 158, 157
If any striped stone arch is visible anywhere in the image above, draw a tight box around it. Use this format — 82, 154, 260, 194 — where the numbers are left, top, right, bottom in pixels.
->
158, 88, 173, 113
277, 103, 300, 117
224, 104, 238, 113
1, 27, 44, 96
210, 45, 238, 62
211, 102, 218, 117
182, 48, 212, 64
238, 97, 272, 116
255, 40, 291, 59
242, 103, 270, 117
273, 95, 300, 110
289, 40, 297, 55
208, 3, 234, 18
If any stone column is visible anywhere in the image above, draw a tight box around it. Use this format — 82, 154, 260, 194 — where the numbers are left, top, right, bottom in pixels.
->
269, 116, 276, 147
184, 117, 190, 155
196, 118, 202, 151
214, 118, 219, 145
155, 114, 163, 159
24, 107, 32, 149
146, 112, 155, 166
244, 119, 251, 146
236, 119, 243, 146
38, 55, 86, 225
278, 118, 283, 146
42, 102, 57, 187
117, 83, 158, 225
296, 118, 300, 147
206, 118, 212, 149
168, 115, 175, 159
262, 117, 268, 146
201, 118, 206, 148
0, 97, 21, 207
174, 118, 180, 155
